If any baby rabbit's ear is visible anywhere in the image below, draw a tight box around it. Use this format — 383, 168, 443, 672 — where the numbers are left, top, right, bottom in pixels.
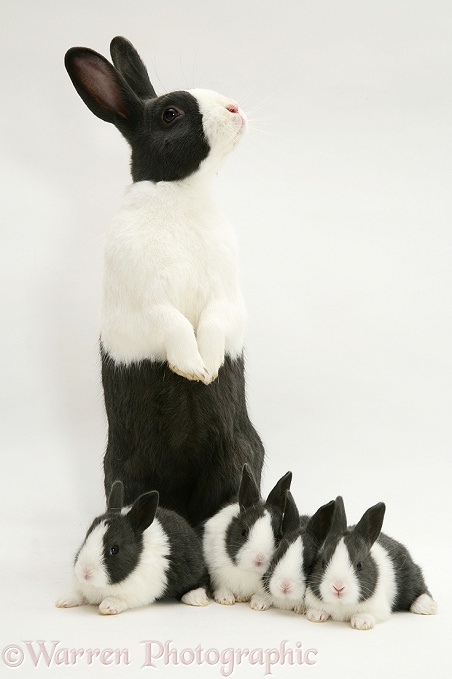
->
238, 464, 260, 511
110, 36, 157, 99
127, 491, 160, 535
330, 495, 347, 536
65, 46, 143, 128
305, 500, 336, 545
281, 490, 300, 535
107, 480, 124, 513
353, 502, 386, 548
266, 471, 292, 512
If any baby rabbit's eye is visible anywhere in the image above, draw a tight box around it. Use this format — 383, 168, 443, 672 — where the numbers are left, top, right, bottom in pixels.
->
321, 559, 326, 569
356, 561, 363, 571
241, 527, 249, 538
109, 545, 119, 556
161, 107, 184, 125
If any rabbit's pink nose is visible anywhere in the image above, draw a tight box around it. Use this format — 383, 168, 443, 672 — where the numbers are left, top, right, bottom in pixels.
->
254, 554, 266, 568
280, 580, 292, 594
333, 582, 345, 596
83, 567, 93, 581
227, 104, 239, 114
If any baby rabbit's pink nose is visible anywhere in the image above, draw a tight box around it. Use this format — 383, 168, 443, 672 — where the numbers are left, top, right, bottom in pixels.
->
226, 104, 239, 114
83, 566, 93, 581
333, 581, 345, 595
280, 579, 292, 594
254, 554, 266, 568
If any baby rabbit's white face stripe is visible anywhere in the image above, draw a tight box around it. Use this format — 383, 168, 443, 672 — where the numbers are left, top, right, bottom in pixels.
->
320, 538, 360, 605
75, 521, 109, 589
235, 510, 275, 574
268, 537, 306, 600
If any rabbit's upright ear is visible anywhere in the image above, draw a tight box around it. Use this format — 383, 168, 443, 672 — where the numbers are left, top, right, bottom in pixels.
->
353, 502, 386, 549
281, 490, 300, 535
110, 36, 157, 99
65, 46, 143, 127
107, 480, 124, 513
266, 471, 292, 511
127, 491, 160, 535
330, 496, 347, 536
305, 500, 336, 545
238, 464, 260, 511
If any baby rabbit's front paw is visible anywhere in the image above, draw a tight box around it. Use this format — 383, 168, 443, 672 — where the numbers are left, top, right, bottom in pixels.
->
99, 596, 128, 615
250, 593, 271, 611
306, 608, 330, 623
214, 590, 236, 606
351, 613, 375, 630
55, 591, 85, 608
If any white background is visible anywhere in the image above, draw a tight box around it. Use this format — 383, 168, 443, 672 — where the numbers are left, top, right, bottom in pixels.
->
1, 0, 451, 677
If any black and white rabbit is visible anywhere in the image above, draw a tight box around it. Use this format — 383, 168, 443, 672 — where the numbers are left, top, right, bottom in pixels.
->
250, 491, 335, 612
304, 496, 438, 630
56, 481, 208, 615
64, 37, 265, 523
202, 464, 292, 605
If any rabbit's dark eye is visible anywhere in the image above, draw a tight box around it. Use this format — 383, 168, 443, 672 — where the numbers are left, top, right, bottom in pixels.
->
241, 527, 248, 538
161, 107, 183, 125
321, 559, 326, 569
109, 545, 119, 556
356, 561, 363, 571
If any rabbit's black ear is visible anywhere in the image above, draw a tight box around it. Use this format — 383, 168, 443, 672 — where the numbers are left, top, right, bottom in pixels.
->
127, 491, 159, 535
238, 464, 260, 511
110, 36, 157, 99
65, 46, 143, 127
266, 471, 292, 511
281, 491, 300, 535
108, 480, 124, 513
353, 502, 386, 549
306, 500, 336, 545
330, 496, 347, 535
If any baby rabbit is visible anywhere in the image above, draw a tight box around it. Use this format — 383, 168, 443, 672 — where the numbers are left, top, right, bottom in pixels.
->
202, 464, 292, 605
304, 496, 438, 630
64, 37, 265, 523
56, 481, 208, 615
250, 491, 335, 612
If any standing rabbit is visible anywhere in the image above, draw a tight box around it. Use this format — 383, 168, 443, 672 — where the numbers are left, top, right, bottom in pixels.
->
64, 37, 265, 524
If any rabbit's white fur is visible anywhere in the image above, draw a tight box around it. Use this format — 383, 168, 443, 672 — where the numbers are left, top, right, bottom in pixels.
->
203, 504, 276, 605
101, 89, 248, 383
305, 538, 396, 628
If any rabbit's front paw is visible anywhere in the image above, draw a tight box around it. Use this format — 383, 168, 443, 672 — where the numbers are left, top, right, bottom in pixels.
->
168, 351, 210, 384
306, 608, 329, 623
351, 613, 375, 630
99, 597, 128, 615
181, 587, 209, 607
250, 593, 271, 611
214, 590, 235, 606
55, 592, 85, 608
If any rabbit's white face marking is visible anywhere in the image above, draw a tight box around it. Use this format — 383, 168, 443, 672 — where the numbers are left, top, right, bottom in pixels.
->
189, 89, 247, 174
75, 522, 109, 589
320, 538, 360, 605
269, 537, 305, 601
235, 510, 275, 574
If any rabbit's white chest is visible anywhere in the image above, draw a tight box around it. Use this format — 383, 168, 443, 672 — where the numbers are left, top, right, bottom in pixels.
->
101, 181, 245, 365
